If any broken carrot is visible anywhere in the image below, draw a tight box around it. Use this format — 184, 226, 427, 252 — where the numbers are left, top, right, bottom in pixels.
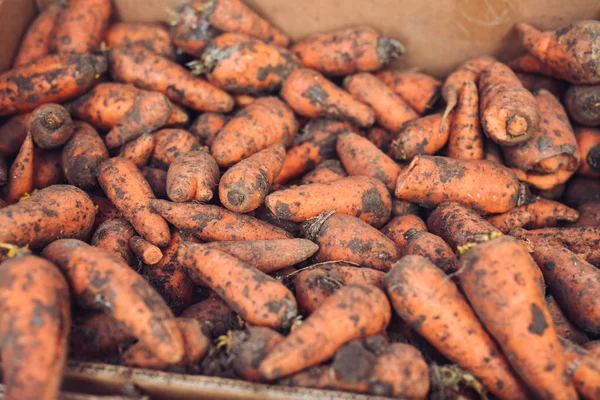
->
129, 235, 163, 265
546, 295, 588, 345
403, 229, 458, 274
26, 103, 74, 149
575, 127, 600, 178
390, 113, 451, 161
189, 113, 227, 146
151, 129, 201, 169
381, 214, 427, 248
167, 150, 220, 203
105, 22, 175, 59
447, 81, 484, 160
119, 133, 155, 167
300, 159, 347, 184
91, 218, 136, 265
3, 133, 33, 204
12, 3, 61, 67
376, 70, 441, 114
50, 0, 112, 53
565, 84, 600, 126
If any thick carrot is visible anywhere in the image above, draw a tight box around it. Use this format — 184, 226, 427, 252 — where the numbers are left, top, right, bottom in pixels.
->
572, 202, 600, 227
119, 133, 155, 167
50, 0, 112, 53
108, 45, 234, 112
291, 26, 402, 76
151, 200, 291, 241
152, 129, 201, 170
565, 176, 600, 208
0, 53, 106, 116
91, 218, 135, 265
0, 113, 29, 156
211, 97, 296, 167
167, 150, 220, 203
3, 133, 33, 204
12, 3, 61, 67
32, 149, 64, 189
141, 166, 168, 198
522, 197, 579, 228
366, 126, 395, 154
200, 33, 299, 94
392, 198, 420, 216
516, 21, 600, 84
259, 284, 391, 380
337, 131, 402, 190
129, 236, 163, 265
180, 296, 237, 337
390, 113, 451, 161
295, 263, 385, 313
381, 214, 427, 248
395, 156, 532, 214
266, 176, 392, 227
575, 127, 600, 178
178, 244, 297, 329
486, 208, 533, 234
560, 339, 600, 400
219, 144, 285, 212
509, 54, 559, 78
300, 159, 347, 184
511, 227, 600, 264
98, 157, 171, 247
478, 61, 541, 145
448, 81, 484, 160
105, 91, 172, 148
105, 22, 175, 59
189, 113, 227, 146
281, 68, 375, 128
69, 313, 134, 359
170, 2, 216, 57
343, 73, 418, 132
26, 103, 74, 149
376, 70, 441, 114
229, 327, 284, 381
403, 229, 458, 273
546, 295, 588, 345
0, 255, 71, 400
516, 72, 567, 97
61, 121, 109, 189
305, 212, 400, 271
565, 85, 600, 126
386, 255, 530, 399
460, 236, 578, 400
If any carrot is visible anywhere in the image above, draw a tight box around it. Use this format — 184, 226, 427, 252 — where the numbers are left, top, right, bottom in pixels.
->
211, 97, 296, 167
61, 121, 109, 189
546, 295, 588, 345
12, 3, 61, 67
178, 244, 297, 329
0, 113, 29, 156
572, 202, 600, 227
575, 127, 600, 178
259, 284, 391, 380
167, 150, 220, 203
3, 133, 33, 204
281, 68, 375, 128
396, 156, 532, 214
275, 119, 354, 184
516, 72, 567, 97
180, 296, 237, 337
42, 239, 184, 364
376, 70, 441, 114
565, 176, 600, 208
69, 313, 134, 360
366, 126, 395, 154
105, 91, 172, 148
266, 176, 392, 227
129, 236, 163, 265
50, 0, 112, 53
516, 21, 600, 84
151, 199, 291, 241
337, 131, 402, 190
522, 197, 579, 228
105, 22, 175, 59
151, 129, 201, 170
304, 212, 400, 271
509, 54, 559, 78
108, 45, 234, 112
229, 327, 284, 381
386, 255, 530, 399
381, 214, 427, 248
565, 85, 600, 126
403, 229, 458, 273
200, 33, 299, 94
390, 112, 451, 161
98, 157, 171, 247
119, 133, 155, 167
294, 262, 385, 313
291, 26, 402, 76
170, 2, 216, 57
91, 218, 135, 265
427, 202, 502, 253
189, 112, 227, 146
254, 204, 303, 236
0, 255, 71, 400
511, 227, 600, 264
233, 93, 256, 107
90, 194, 122, 227
141, 166, 168, 198
26, 103, 73, 150
300, 159, 347, 184
561, 339, 600, 400
343, 73, 418, 132
460, 236, 578, 399
447, 81, 484, 160
0, 53, 106, 116
486, 208, 533, 234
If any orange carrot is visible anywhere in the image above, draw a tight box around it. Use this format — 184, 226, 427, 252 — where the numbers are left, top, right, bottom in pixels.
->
170, 2, 216, 57
12, 4, 61, 67
61, 121, 109, 189
522, 197, 579, 228
575, 127, 600, 178
509, 54, 559, 78
151, 129, 201, 170
167, 150, 220, 203
565, 85, 600, 127
189, 112, 228, 146
560, 339, 600, 400
381, 214, 427, 248
0, 113, 29, 156
91, 218, 136, 265
180, 296, 237, 338
376, 70, 441, 114
105, 22, 175, 59
546, 295, 588, 345
486, 208, 533, 234
403, 229, 458, 273
141, 166, 168, 198
392, 198, 420, 217
69, 313, 134, 360
516, 72, 567, 97
129, 235, 163, 265
300, 159, 347, 184
119, 133, 155, 167
50, 0, 112, 53
390, 113, 451, 161
3, 133, 33, 204
90, 194, 122, 227
233, 93, 256, 107
447, 81, 484, 160
26, 103, 74, 149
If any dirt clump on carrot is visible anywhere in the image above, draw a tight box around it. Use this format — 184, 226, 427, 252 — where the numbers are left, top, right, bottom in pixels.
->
3, 133, 34, 204
381, 214, 427, 248
180, 295, 238, 338
62, 122, 110, 189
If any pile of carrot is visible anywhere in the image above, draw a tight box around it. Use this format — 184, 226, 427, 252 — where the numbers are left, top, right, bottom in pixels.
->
1, 1, 600, 399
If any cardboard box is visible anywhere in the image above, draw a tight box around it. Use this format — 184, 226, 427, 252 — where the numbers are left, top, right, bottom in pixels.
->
1, 0, 599, 398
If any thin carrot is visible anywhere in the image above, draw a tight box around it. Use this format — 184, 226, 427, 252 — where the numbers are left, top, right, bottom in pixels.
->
403, 229, 458, 273
376, 70, 441, 114
50, 0, 112, 53
575, 127, 600, 178
167, 150, 220, 203
12, 4, 61, 67
129, 236, 163, 265
300, 159, 347, 184
381, 214, 427, 248
105, 22, 175, 59
26, 103, 74, 149
189, 113, 227, 146
119, 133, 155, 167
152, 129, 201, 170
565, 85, 600, 127
447, 81, 484, 160
91, 218, 135, 265
390, 113, 451, 161
3, 133, 33, 204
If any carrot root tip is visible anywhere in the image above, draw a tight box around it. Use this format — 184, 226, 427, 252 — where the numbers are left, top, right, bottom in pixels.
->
506, 114, 530, 138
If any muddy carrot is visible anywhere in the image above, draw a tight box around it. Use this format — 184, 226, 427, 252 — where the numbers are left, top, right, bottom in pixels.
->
275, 119, 353, 184
12, 3, 61, 67
396, 156, 532, 214
61, 121, 109, 189
376, 70, 441, 114
392, 198, 420, 216
367, 126, 395, 153
152, 200, 291, 241
304, 212, 400, 271
170, 2, 215, 57
259, 284, 391, 380
151, 129, 201, 170
219, 144, 285, 212
390, 112, 451, 161
0, 255, 71, 400
565, 85, 600, 126
572, 202, 600, 227
26, 103, 73, 149
189, 113, 227, 146
0, 113, 29, 156
386, 255, 530, 399
281, 68, 375, 128
109, 45, 234, 112
403, 229, 458, 273
129, 236, 163, 265
381, 214, 427, 248
560, 339, 600, 400
516, 72, 567, 97
300, 159, 347, 184
0, 53, 106, 116
516, 21, 600, 84
167, 150, 219, 203
141, 166, 168, 198
448, 81, 484, 160
50, 0, 112, 53
486, 208, 533, 234
91, 218, 136, 265
521, 197, 579, 228
211, 97, 296, 167
179, 244, 297, 329
105, 22, 175, 59
575, 127, 600, 178
291, 26, 402, 76
509, 54, 558, 78
98, 157, 171, 247
69, 313, 134, 359
546, 295, 588, 345
3, 133, 33, 204
343, 73, 418, 132
180, 296, 237, 337
119, 133, 155, 167
42, 239, 184, 363
105, 91, 172, 148
229, 327, 285, 381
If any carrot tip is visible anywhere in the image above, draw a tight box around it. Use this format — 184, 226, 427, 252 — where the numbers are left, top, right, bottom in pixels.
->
506, 114, 529, 137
